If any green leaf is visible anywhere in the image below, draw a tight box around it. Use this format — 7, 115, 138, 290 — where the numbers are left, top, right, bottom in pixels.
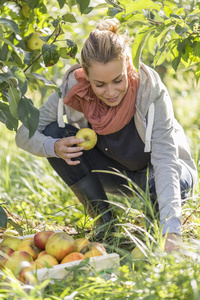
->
76, 0, 90, 14
163, 6, 173, 18
194, 41, 200, 58
11, 67, 27, 96
62, 13, 77, 23
171, 40, 183, 71
0, 101, 18, 131
66, 39, 78, 58
0, 18, 20, 34
42, 44, 60, 67
156, 28, 170, 47
175, 24, 188, 36
125, 0, 160, 14
153, 40, 174, 67
7, 219, 24, 236
0, 43, 8, 61
188, 17, 199, 30
7, 79, 21, 119
132, 27, 155, 70
0, 37, 23, 62
26, 73, 58, 90
17, 97, 39, 138
195, 64, 200, 83
0, 206, 7, 229
27, 0, 39, 9
57, 0, 66, 9
116, 12, 147, 23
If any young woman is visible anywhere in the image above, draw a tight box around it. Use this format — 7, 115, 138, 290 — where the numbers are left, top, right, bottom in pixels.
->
16, 18, 197, 252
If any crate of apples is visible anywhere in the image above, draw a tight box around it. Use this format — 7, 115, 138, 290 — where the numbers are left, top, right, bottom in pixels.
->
0, 230, 119, 284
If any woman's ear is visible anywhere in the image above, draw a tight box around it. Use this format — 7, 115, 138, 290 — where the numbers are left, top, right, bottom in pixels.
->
82, 67, 89, 81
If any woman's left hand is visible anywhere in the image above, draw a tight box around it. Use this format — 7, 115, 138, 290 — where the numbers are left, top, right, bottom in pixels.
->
164, 233, 182, 253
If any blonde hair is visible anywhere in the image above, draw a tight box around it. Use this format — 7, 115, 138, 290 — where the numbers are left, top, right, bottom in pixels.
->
81, 18, 131, 75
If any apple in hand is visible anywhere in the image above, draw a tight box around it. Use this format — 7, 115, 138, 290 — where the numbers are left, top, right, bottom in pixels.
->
76, 128, 97, 150
45, 232, 76, 261
61, 252, 85, 264
81, 242, 107, 257
34, 230, 55, 250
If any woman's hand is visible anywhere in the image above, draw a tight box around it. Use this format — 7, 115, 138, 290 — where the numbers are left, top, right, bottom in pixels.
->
164, 233, 182, 253
54, 136, 84, 165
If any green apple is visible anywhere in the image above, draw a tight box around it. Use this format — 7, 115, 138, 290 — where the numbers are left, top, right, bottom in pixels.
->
22, 4, 30, 18
131, 246, 146, 259
1, 236, 22, 251
27, 32, 45, 51
76, 128, 97, 150
2, 229, 19, 239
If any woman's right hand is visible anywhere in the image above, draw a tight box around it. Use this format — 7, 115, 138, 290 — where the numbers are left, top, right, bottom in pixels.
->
54, 136, 84, 165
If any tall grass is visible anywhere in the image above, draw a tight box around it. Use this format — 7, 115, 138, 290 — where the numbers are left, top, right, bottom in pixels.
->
0, 72, 200, 298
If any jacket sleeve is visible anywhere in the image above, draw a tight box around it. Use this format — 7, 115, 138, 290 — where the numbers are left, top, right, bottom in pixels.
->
150, 77, 182, 236
15, 91, 60, 157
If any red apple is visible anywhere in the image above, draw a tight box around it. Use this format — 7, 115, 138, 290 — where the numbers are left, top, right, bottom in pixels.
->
45, 232, 76, 261
61, 252, 85, 264
17, 261, 37, 284
81, 242, 107, 257
37, 250, 47, 258
34, 230, 55, 250
0, 246, 14, 268
34, 254, 59, 268
75, 238, 90, 252
4, 250, 33, 276
17, 238, 41, 260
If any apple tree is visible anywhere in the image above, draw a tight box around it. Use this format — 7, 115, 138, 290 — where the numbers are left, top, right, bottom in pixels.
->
0, 0, 110, 138
1, 0, 200, 138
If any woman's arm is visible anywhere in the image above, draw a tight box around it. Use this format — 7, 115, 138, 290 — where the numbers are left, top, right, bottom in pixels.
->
15, 91, 60, 157
150, 81, 182, 237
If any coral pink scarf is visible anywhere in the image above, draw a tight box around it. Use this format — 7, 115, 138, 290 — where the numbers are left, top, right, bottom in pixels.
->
63, 63, 140, 135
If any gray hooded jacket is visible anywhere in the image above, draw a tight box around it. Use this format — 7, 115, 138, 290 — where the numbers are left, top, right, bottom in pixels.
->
15, 63, 197, 236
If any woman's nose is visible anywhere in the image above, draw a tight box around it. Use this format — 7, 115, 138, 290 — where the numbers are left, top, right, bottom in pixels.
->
105, 84, 115, 97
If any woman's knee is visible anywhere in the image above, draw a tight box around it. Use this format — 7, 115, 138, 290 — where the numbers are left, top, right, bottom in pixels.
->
42, 122, 79, 139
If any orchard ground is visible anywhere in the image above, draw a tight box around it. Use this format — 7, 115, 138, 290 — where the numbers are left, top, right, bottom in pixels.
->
0, 71, 200, 299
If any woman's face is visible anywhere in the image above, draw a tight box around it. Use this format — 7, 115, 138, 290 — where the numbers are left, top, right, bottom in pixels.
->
86, 59, 128, 107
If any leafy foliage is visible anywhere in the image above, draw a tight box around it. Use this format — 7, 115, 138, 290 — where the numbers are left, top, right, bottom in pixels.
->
0, 0, 200, 136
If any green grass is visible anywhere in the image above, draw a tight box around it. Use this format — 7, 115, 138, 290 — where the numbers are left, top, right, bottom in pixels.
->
0, 74, 200, 299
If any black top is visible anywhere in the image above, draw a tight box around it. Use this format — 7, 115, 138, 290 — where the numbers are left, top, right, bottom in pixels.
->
92, 116, 151, 171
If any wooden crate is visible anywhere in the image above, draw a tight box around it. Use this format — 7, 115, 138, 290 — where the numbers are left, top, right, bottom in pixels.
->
26, 252, 120, 284
0, 233, 120, 285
